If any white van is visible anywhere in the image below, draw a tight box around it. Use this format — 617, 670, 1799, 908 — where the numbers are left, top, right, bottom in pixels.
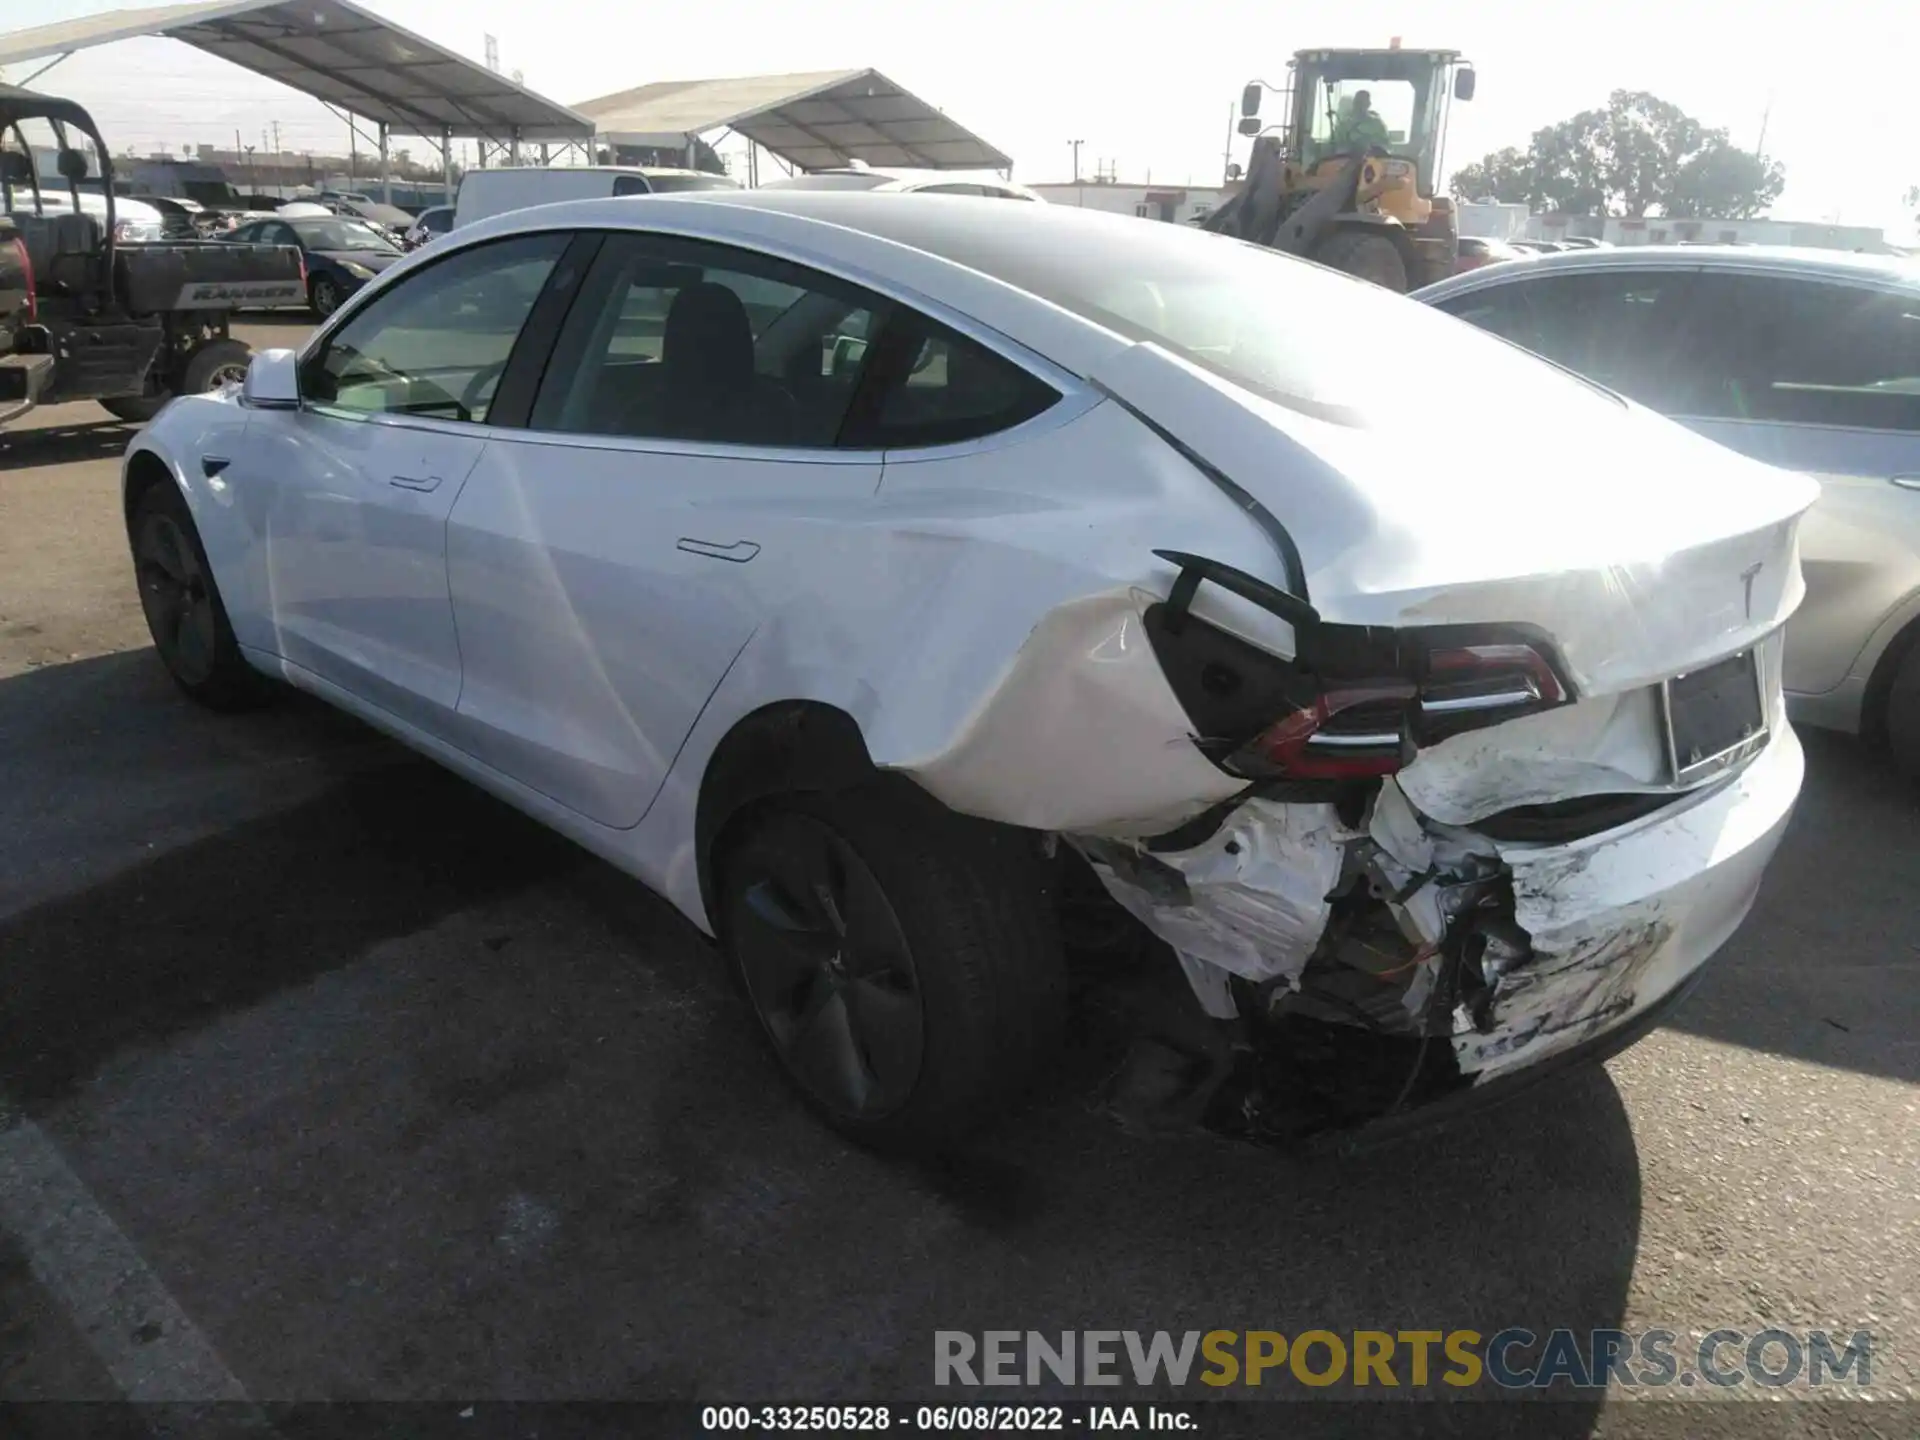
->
452, 166, 741, 229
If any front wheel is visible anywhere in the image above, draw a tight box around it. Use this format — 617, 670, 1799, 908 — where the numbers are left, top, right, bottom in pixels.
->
129, 481, 273, 711
1312, 228, 1411, 292
718, 782, 1065, 1151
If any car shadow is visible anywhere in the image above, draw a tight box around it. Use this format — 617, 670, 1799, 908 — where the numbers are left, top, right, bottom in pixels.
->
0, 419, 136, 471
1663, 726, 1920, 1085
0, 710, 1636, 1429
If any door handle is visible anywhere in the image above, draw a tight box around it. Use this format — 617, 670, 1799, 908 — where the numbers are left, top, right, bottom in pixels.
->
676, 537, 760, 563
390, 474, 443, 492
1891, 475, 1920, 492
200, 455, 230, 477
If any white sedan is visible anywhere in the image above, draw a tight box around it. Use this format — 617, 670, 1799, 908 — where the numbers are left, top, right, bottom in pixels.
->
122, 193, 1815, 1151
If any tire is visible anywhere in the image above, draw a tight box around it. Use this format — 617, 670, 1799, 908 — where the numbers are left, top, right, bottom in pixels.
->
128, 480, 273, 711
100, 340, 251, 424
1885, 640, 1920, 781
101, 394, 166, 423
180, 338, 253, 395
1312, 228, 1411, 291
310, 274, 341, 318
717, 780, 1065, 1151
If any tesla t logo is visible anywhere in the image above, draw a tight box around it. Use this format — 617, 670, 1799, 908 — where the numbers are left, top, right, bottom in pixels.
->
1739, 562, 1764, 619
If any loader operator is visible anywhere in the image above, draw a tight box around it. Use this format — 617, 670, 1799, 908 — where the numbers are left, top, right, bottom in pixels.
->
1331, 89, 1391, 153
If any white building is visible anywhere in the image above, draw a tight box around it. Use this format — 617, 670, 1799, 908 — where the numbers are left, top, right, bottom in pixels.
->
1029, 181, 1230, 225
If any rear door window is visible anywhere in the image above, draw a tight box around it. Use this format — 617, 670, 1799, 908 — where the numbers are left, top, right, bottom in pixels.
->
839, 313, 1060, 449
528, 232, 883, 447
1676, 274, 1920, 432
1434, 270, 1700, 410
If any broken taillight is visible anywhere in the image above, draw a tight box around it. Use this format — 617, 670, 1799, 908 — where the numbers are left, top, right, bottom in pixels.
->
1230, 640, 1571, 781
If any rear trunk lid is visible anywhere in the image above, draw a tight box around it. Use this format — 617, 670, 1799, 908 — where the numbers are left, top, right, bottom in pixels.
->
1094, 339, 1817, 700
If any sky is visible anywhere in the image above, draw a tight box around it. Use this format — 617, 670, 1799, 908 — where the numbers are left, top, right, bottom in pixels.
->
7, 0, 1919, 239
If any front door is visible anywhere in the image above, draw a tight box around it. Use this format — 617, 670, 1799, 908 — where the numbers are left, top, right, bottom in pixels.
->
250, 231, 569, 733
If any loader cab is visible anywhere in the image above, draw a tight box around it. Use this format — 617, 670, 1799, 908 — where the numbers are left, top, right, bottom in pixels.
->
1282, 47, 1472, 198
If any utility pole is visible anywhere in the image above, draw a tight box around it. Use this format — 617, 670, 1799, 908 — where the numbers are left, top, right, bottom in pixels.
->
1068, 138, 1084, 183
270, 119, 281, 156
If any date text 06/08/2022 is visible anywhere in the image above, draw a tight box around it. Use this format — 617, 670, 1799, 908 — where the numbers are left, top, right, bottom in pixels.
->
700, 1404, 1195, 1431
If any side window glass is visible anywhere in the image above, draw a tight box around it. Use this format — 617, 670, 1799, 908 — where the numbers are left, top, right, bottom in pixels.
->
1520, 272, 1695, 408
610, 176, 651, 197
530, 233, 882, 447
1446, 272, 1694, 410
301, 232, 566, 423
842, 315, 1060, 449
1683, 276, 1920, 431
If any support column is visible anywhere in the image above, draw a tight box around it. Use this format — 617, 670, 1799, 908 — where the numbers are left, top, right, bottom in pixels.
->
377, 121, 390, 204
509, 126, 521, 165
441, 124, 453, 204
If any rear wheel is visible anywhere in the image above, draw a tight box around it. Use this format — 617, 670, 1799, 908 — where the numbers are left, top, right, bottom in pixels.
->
100, 339, 252, 424
101, 395, 165, 423
1885, 641, 1920, 781
310, 274, 341, 318
718, 782, 1065, 1151
1312, 228, 1411, 291
129, 481, 272, 710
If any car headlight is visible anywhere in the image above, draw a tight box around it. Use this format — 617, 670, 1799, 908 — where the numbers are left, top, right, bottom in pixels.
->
339, 261, 374, 280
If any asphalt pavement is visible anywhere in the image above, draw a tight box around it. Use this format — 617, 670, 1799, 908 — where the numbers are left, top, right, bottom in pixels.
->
0, 320, 1914, 1437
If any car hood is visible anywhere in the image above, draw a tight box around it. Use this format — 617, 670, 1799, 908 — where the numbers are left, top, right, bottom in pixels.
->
314, 248, 402, 272
1092, 341, 1818, 701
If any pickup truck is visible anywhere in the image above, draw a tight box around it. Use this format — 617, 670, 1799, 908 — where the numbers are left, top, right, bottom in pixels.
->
1, 83, 306, 427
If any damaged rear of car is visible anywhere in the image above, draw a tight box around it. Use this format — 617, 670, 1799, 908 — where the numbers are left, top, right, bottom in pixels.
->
832, 211, 1816, 1147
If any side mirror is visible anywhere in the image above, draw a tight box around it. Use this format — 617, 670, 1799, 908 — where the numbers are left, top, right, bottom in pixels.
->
243, 348, 300, 409
1454, 67, 1477, 101
1237, 117, 1263, 137
1240, 83, 1263, 119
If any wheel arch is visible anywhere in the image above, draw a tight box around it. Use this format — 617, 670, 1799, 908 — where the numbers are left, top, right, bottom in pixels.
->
1861, 602, 1920, 745
693, 699, 882, 923
122, 445, 184, 530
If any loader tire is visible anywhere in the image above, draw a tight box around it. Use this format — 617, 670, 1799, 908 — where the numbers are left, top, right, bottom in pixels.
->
1313, 229, 1410, 292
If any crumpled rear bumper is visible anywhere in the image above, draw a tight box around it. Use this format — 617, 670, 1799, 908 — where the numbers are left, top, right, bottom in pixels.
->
1076, 718, 1802, 1143
1465, 718, 1802, 1081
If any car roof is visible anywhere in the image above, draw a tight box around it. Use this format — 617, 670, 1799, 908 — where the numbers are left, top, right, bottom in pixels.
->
1421, 243, 1920, 297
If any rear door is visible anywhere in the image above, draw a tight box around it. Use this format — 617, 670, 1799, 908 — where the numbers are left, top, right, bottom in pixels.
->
1661, 271, 1920, 695
442, 231, 891, 828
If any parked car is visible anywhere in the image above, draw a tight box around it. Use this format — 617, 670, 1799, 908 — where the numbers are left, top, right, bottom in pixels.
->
122, 193, 207, 239
1508, 239, 1565, 254
761, 167, 1042, 201
452, 166, 741, 230
403, 205, 453, 249
1557, 237, 1610, 250
1452, 236, 1531, 274
124, 192, 1813, 1151
225, 213, 405, 316
1419, 245, 1920, 776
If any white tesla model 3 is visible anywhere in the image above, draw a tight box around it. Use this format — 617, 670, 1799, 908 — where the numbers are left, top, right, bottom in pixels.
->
122, 192, 1815, 1150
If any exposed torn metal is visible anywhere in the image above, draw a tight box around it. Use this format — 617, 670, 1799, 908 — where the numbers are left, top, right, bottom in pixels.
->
1069, 711, 1802, 1142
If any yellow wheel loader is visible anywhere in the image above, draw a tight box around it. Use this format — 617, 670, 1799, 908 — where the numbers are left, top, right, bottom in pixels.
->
1205, 44, 1476, 292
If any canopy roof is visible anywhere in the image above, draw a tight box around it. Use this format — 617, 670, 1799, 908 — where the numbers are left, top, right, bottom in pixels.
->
0, 0, 593, 142
576, 68, 1011, 171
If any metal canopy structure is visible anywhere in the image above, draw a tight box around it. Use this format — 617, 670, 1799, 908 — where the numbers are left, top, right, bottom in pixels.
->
0, 0, 593, 143
576, 69, 1012, 175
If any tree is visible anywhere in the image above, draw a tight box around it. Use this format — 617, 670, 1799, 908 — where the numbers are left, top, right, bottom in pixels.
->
1449, 90, 1782, 218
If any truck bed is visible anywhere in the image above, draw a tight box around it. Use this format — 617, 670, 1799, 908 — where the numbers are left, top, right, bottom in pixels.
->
115, 241, 305, 313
